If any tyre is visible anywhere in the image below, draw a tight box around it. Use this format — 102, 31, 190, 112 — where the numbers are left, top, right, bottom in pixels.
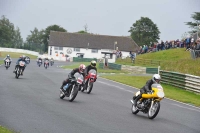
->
59, 89, 65, 99
86, 82, 93, 94
131, 103, 139, 114
15, 68, 20, 79
148, 101, 160, 119
69, 86, 78, 102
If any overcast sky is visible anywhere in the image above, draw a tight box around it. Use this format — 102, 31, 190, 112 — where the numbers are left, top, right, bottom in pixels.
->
0, 0, 199, 42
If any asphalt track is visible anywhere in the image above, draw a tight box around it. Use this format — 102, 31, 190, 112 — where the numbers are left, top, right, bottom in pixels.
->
0, 60, 200, 133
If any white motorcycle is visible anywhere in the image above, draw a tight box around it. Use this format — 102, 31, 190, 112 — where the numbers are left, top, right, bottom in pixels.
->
5, 59, 11, 70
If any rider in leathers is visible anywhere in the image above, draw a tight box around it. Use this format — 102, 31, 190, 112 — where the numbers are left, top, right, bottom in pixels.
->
13, 55, 28, 75
4, 55, 12, 66
134, 74, 161, 107
84, 60, 97, 82
60, 64, 86, 93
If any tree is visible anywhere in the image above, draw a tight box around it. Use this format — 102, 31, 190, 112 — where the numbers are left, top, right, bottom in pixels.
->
185, 12, 200, 33
42, 25, 67, 52
26, 27, 44, 52
0, 15, 15, 47
128, 17, 160, 46
77, 30, 88, 33
13, 27, 23, 48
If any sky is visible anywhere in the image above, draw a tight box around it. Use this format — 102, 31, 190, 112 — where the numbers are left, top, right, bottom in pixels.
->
0, 0, 199, 42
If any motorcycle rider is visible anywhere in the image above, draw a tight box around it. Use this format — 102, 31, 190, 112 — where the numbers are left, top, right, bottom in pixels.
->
133, 74, 161, 107
37, 57, 43, 65
13, 55, 28, 75
84, 60, 97, 82
50, 57, 54, 65
44, 57, 49, 67
60, 64, 86, 93
4, 54, 12, 66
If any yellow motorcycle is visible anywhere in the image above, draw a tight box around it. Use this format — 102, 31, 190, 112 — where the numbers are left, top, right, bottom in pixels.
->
130, 83, 165, 119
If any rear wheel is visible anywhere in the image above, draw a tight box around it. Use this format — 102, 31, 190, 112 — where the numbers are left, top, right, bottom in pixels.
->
148, 101, 160, 119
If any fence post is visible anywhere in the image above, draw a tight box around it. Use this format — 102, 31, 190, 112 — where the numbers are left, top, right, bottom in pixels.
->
158, 66, 160, 74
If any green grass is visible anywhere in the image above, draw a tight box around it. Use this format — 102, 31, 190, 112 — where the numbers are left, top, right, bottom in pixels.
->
101, 75, 200, 107
0, 60, 3, 65
0, 125, 14, 133
0, 51, 37, 59
116, 48, 200, 76
61, 62, 128, 73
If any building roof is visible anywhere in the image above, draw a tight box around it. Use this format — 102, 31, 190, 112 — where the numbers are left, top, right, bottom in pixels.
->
48, 31, 139, 52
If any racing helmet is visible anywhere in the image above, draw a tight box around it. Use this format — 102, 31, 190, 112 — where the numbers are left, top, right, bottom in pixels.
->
79, 64, 86, 73
91, 60, 96, 67
152, 74, 161, 84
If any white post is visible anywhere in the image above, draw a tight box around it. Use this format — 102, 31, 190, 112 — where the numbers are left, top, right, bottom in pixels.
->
158, 66, 160, 74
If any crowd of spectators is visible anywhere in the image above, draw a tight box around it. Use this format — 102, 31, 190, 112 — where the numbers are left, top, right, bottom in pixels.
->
136, 37, 200, 56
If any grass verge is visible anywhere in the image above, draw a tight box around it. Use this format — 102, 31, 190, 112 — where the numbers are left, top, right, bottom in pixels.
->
0, 60, 3, 65
116, 48, 200, 76
101, 75, 200, 107
61, 62, 128, 73
0, 125, 14, 133
0, 51, 37, 59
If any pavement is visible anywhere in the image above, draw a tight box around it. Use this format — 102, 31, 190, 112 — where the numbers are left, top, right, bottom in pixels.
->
0, 59, 199, 133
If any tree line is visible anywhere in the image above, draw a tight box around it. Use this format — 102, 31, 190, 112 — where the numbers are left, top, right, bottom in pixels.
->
0, 12, 199, 52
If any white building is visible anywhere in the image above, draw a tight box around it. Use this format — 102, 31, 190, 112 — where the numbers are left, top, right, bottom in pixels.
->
48, 31, 139, 63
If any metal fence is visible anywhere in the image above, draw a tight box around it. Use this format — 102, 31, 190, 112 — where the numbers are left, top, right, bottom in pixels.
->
190, 50, 200, 59
160, 70, 200, 93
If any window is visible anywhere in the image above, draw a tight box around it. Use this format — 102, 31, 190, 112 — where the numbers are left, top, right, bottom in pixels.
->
59, 47, 63, 50
91, 49, 98, 53
74, 48, 80, 52
54, 47, 59, 50
54, 47, 63, 50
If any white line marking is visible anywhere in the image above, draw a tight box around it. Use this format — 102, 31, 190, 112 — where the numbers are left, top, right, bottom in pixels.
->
172, 104, 200, 113
98, 81, 134, 93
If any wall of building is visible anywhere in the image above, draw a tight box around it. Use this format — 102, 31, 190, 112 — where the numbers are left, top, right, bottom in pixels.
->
48, 46, 130, 62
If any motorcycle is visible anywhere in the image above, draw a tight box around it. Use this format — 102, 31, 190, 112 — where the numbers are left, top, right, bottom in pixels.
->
50, 60, 54, 66
44, 60, 49, 69
38, 60, 42, 67
130, 83, 165, 119
15, 61, 25, 79
25, 57, 30, 64
59, 76, 83, 102
81, 69, 97, 94
5, 59, 10, 70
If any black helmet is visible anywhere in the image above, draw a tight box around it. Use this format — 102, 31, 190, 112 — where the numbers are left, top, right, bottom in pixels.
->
91, 60, 96, 67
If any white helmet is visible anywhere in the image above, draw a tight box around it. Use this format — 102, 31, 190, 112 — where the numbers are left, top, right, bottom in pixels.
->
152, 74, 161, 84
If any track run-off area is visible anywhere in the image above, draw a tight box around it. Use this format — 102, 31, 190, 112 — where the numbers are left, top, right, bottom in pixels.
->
0, 60, 200, 133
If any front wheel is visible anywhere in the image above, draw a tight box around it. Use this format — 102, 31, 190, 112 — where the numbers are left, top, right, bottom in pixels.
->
148, 101, 160, 119
131, 102, 139, 114
69, 85, 79, 102
15, 67, 20, 79
86, 81, 93, 94
59, 89, 65, 99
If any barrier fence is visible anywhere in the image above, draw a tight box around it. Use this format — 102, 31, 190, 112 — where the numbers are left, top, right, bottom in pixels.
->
160, 70, 200, 93
190, 50, 200, 59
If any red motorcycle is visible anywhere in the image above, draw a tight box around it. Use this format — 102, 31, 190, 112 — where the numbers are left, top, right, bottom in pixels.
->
81, 70, 97, 94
